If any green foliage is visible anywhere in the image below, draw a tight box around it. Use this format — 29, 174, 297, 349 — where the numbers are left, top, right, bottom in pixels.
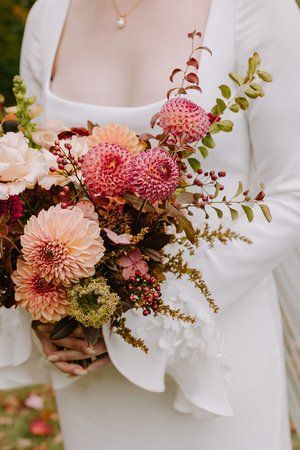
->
0, 0, 36, 105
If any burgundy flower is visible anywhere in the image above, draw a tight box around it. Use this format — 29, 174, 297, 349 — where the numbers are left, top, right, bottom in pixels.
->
0, 195, 23, 223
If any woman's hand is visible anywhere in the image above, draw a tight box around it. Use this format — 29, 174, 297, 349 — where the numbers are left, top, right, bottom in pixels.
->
34, 324, 110, 376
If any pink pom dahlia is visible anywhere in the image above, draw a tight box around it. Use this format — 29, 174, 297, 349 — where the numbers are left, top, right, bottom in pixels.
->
20, 205, 105, 286
12, 259, 69, 323
128, 147, 180, 202
159, 97, 210, 143
81, 143, 133, 198
0, 195, 23, 223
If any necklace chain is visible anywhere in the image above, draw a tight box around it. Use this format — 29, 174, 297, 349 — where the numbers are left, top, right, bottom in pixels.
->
112, 0, 143, 28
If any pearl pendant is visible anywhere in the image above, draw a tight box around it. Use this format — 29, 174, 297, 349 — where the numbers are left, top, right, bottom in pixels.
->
116, 15, 126, 29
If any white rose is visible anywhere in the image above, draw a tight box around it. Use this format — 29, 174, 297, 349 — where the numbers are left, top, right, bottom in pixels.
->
32, 120, 69, 149
38, 136, 89, 190
0, 132, 48, 200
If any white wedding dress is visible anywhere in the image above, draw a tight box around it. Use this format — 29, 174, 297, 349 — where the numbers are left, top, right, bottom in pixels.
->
1, 0, 300, 449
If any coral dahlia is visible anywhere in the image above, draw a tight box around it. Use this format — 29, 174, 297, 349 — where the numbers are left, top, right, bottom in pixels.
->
81, 143, 133, 198
159, 97, 210, 143
20, 205, 105, 286
12, 259, 69, 322
128, 147, 180, 202
87, 124, 142, 155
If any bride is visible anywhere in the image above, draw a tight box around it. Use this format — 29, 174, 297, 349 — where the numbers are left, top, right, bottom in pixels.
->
1, 0, 300, 449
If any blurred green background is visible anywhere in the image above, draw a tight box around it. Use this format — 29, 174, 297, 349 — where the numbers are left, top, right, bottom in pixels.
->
0, 0, 36, 105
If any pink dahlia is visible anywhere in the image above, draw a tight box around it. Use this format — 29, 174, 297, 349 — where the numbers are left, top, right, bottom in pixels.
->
81, 143, 133, 198
20, 205, 105, 286
159, 97, 210, 143
0, 195, 23, 223
128, 147, 180, 202
117, 249, 149, 280
12, 259, 69, 322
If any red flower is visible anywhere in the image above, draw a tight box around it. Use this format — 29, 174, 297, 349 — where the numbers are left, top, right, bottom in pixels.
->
0, 195, 23, 223
117, 249, 149, 280
29, 418, 53, 436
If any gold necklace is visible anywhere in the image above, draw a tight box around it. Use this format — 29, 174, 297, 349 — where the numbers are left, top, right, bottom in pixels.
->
112, 0, 143, 29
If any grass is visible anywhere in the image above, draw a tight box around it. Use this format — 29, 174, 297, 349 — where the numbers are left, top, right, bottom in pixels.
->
0, 385, 299, 449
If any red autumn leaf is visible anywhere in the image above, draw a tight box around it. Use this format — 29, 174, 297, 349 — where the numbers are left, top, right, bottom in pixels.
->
169, 68, 182, 82
29, 418, 53, 437
188, 30, 196, 39
150, 112, 160, 128
185, 85, 202, 93
185, 73, 199, 85
167, 88, 177, 99
187, 57, 199, 70
195, 45, 213, 56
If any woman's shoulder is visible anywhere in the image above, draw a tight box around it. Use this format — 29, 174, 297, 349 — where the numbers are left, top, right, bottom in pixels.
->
26, 0, 68, 29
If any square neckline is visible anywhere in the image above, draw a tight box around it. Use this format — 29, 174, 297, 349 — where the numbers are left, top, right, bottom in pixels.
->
45, 0, 215, 111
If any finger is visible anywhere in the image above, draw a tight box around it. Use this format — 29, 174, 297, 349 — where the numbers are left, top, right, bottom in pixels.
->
87, 354, 110, 372
35, 331, 57, 356
90, 340, 107, 356
47, 350, 93, 362
52, 337, 96, 354
35, 324, 53, 335
53, 361, 88, 376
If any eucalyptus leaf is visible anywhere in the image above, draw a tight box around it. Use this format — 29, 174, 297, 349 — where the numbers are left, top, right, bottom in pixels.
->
257, 70, 273, 82
187, 157, 201, 172
218, 120, 233, 132
228, 207, 239, 221
259, 204, 272, 222
242, 205, 254, 222
219, 84, 231, 99
229, 103, 240, 113
212, 207, 223, 219
233, 181, 244, 199
216, 98, 227, 114
202, 133, 215, 149
229, 72, 244, 86
235, 96, 249, 110
199, 146, 209, 158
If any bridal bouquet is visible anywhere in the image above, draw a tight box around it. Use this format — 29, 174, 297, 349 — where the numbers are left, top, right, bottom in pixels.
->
0, 32, 272, 352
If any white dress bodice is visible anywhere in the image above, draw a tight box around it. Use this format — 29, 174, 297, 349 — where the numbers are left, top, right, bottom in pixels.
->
1, 0, 300, 447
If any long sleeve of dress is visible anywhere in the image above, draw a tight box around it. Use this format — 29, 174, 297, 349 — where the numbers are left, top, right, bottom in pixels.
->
103, 0, 300, 418
19, 0, 45, 104
196, 0, 300, 315
0, 0, 49, 389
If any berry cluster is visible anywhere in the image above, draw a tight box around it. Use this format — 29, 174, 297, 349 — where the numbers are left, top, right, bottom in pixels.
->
49, 140, 83, 208
127, 271, 162, 316
180, 164, 227, 204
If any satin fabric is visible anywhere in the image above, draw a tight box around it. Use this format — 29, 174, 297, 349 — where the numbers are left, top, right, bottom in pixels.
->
1, 0, 300, 448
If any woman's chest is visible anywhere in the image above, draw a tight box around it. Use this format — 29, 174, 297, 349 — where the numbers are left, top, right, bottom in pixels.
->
51, 0, 212, 107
